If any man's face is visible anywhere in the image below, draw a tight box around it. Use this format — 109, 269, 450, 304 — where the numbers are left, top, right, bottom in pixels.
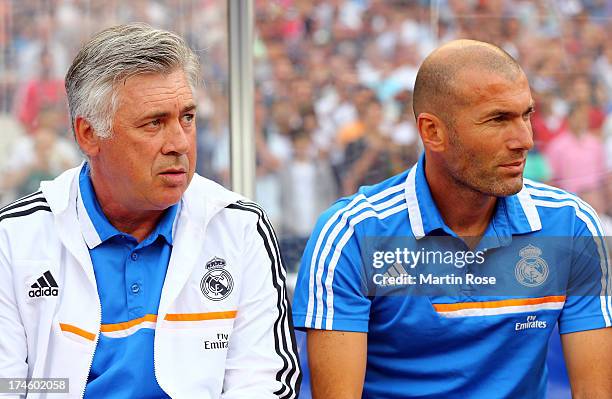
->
91, 69, 197, 211
442, 69, 534, 197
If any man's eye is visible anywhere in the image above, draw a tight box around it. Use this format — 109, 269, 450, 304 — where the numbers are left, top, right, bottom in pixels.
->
491, 115, 506, 123
182, 114, 195, 123
148, 119, 161, 127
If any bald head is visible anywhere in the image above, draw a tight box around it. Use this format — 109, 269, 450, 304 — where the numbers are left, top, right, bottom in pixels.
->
413, 40, 523, 125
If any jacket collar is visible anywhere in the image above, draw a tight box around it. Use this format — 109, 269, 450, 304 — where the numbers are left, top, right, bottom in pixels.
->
40, 163, 245, 308
76, 163, 178, 249
40, 162, 243, 229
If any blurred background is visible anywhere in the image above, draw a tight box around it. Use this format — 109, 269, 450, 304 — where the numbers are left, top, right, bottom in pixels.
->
1, 1, 611, 398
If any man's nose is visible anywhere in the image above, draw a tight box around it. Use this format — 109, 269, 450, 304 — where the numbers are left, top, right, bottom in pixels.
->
162, 119, 191, 155
508, 118, 534, 151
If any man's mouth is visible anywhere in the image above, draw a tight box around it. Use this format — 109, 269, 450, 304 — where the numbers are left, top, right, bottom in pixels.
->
160, 168, 186, 174
159, 167, 188, 185
499, 159, 525, 173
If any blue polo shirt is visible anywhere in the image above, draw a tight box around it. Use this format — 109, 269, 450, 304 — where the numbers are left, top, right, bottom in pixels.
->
292, 153, 610, 398
77, 163, 176, 398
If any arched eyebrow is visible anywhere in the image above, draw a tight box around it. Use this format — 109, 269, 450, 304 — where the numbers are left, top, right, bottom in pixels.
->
139, 103, 197, 122
181, 103, 197, 114
480, 101, 535, 121
523, 102, 536, 116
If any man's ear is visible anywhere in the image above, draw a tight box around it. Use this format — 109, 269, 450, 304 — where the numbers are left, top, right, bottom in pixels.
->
74, 117, 101, 157
417, 112, 449, 153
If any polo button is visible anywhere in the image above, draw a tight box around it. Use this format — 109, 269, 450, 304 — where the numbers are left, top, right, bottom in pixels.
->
131, 253, 138, 261
131, 283, 140, 294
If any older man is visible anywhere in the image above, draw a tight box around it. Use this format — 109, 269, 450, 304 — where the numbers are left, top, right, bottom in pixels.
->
292, 40, 611, 398
0, 24, 300, 398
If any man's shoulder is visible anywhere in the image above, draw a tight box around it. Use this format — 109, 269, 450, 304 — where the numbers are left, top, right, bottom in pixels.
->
184, 174, 246, 212
0, 190, 51, 224
0, 166, 82, 252
356, 169, 410, 200
521, 179, 604, 234
184, 174, 266, 226
186, 173, 242, 200
0, 191, 55, 258
314, 170, 410, 237
523, 178, 595, 216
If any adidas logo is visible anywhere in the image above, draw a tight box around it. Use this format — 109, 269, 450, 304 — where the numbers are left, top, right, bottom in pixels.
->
28, 271, 59, 298
374, 262, 413, 286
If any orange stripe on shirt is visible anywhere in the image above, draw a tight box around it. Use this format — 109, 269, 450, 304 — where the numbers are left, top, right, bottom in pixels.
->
59, 323, 96, 341
100, 314, 158, 332
433, 296, 566, 313
164, 310, 238, 322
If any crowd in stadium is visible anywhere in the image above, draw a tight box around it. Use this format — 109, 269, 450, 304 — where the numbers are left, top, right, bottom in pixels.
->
251, 0, 612, 269
0, 0, 611, 270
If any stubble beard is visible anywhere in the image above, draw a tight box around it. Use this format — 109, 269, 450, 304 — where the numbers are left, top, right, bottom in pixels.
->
447, 132, 524, 198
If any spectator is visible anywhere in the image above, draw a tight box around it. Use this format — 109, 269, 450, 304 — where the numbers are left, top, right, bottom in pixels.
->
279, 130, 337, 271
1, 122, 81, 199
341, 99, 397, 195
531, 90, 568, 151
13, 47, 67, 134
565, 75, 606, 134
545, 102, 606, 211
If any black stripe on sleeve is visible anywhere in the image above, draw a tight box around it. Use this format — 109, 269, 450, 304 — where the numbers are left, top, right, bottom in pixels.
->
238, 200, 302, 398
8, 190, 43, 204
0, 191, 45, 212
227, 201, 302, 398
0, 205, 52, 223
0, 197, 48, 216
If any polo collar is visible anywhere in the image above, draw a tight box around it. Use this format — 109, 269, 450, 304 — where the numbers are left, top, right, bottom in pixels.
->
77, 163, 178, 249
404, 153, 542, 241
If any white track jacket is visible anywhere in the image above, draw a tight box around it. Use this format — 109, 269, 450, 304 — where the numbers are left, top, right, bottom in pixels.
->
0, 166, 301, 398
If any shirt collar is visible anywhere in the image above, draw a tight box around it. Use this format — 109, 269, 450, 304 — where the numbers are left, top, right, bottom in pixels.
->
404, 153, 542, 241
77, 163, 178, 249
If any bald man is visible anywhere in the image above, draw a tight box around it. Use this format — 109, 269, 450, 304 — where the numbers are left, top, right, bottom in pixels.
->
292, 40, 612, 398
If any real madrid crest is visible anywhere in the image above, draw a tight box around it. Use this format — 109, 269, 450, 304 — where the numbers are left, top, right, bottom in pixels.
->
515, 245, 549, 287
201, 257, 234, 301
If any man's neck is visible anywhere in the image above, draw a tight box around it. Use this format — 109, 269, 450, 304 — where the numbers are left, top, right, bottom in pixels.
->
424, 161, 497, 244
89, 176, 164, 243
100, 205, 164, 243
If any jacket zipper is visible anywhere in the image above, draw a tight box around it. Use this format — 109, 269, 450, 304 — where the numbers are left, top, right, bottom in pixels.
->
80, 299, 102, 398
152, 316, 165, 396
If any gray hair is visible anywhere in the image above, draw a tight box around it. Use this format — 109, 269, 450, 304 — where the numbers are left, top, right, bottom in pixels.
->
65, 23, 200, 138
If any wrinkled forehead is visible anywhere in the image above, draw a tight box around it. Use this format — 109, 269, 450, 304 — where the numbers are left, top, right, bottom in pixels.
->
453, 67, 532, 110
110, 70, 196, 124
115, 70, 194, 102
